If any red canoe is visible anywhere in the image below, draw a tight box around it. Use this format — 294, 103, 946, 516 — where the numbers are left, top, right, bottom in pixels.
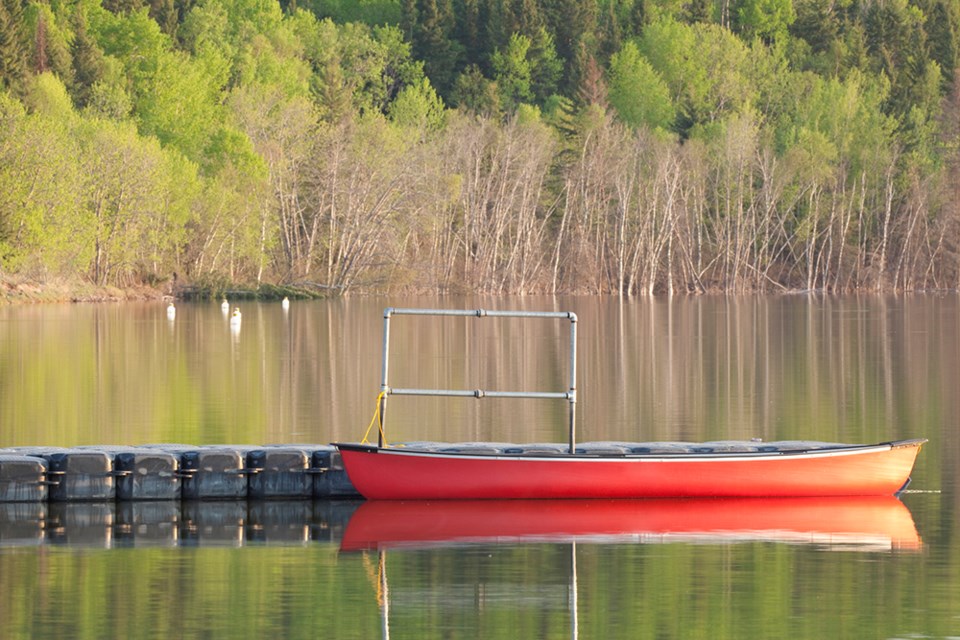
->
339, 496, 922, 552
335, 439, 926, 500
338, 308, 928, 502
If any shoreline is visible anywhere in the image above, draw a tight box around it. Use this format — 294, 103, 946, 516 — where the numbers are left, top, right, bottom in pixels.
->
0, 275, 330, 304
4, 275, 959, 304
0, 276, 167, 304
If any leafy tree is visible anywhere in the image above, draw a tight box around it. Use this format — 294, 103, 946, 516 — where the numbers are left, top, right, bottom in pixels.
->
90, 5, 169, 84
136, 48, 227, 163
0, 75, 89, 275
86, 77, 134, 119
389, 75, 445, 132
608, 40, 675, 130
640, 18, 752, 135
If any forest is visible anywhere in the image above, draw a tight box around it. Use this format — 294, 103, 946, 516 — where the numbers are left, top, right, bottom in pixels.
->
1, 0, 959, 294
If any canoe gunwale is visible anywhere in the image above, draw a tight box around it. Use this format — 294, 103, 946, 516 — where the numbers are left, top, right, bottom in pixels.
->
334, 439, 926, 463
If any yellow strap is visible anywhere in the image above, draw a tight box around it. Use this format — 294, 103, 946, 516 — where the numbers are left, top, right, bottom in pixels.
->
360, 391, 388, 446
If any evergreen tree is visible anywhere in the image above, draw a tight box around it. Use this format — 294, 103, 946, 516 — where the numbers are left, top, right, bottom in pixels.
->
791, 0, 839, 53
545, 0, 597, 94
401, 0, 417, 41
735, 0, 795, 42
149, 0, 179, 37
480, 0, 514, 66
685, 0, 712, 23
597, 0, 623, 62
103, 0, 146, 14
574, 43, 607, 109
528, 26, 562, 102
0, 0, 29, 93
412, 0, 462, 96
451, 62, 500, 114
513, 0, 544, 38
492, 31, 533, 110
627, 0, 646, 37
926, 1, 957, 91
454, 0, 481, 66
70, 8, 105, 109
33, 11, 47, 73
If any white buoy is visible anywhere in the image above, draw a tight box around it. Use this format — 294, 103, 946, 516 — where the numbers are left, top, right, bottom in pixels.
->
167, 303, 176, 320
221, 299, 229, 314
281, 296, 290, 310
230, 307, 242, 327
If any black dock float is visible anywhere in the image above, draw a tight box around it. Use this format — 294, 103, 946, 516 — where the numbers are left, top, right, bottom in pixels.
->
247, 448, 312, 499
0, 455, 49, 502
173, 446, 255, 501
113, 450, 180, 500
0, 444, 362, 503
311, 447, 355, 497
44, 450, 116, 502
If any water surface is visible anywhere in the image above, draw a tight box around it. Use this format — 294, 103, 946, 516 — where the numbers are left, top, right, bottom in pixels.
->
1, 295, 958, 638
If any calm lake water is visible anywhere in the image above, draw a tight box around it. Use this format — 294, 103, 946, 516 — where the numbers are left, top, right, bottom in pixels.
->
1, 295, 958, 639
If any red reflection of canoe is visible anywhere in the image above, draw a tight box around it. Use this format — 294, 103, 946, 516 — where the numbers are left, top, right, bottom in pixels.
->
340, 497, 922, 552
335, 439, 926, 500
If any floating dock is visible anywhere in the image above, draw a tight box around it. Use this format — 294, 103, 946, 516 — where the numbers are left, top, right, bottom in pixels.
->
0, 444, 359, 503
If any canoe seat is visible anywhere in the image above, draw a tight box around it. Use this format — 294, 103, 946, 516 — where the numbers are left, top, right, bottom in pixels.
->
575, 443, 630, 455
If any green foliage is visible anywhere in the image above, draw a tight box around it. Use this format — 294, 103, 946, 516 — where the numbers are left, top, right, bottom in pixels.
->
452, 63, 500, 114
136, 48, 227, 162
607, 39, 674, 130
492, 32, 533, 110
0, 0, 30, 94
640, 18, 753, 135
307, 0, 402, 25
70, 6, 107, 108
735, 0, 796, 42
0, 0, 958, 291
389, 75, 446, 131
410, 0, 462, 96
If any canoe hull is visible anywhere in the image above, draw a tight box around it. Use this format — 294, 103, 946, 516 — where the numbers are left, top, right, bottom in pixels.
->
335, 440, 925, 499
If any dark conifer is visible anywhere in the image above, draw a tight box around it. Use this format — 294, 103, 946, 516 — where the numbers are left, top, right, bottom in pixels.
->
0, 0, 30, 93
70, 8, 106, 108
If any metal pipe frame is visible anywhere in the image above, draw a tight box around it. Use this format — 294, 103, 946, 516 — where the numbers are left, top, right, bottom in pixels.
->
378, 308, 578, 453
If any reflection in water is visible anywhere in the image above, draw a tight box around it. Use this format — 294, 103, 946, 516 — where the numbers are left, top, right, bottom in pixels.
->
340, 497, 922, 553
0, 497, 921, 551
0, 497, 921, 552
0, 500, 362, 549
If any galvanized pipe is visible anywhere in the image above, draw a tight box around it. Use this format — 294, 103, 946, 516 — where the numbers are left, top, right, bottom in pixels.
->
377, 308, 579, 452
